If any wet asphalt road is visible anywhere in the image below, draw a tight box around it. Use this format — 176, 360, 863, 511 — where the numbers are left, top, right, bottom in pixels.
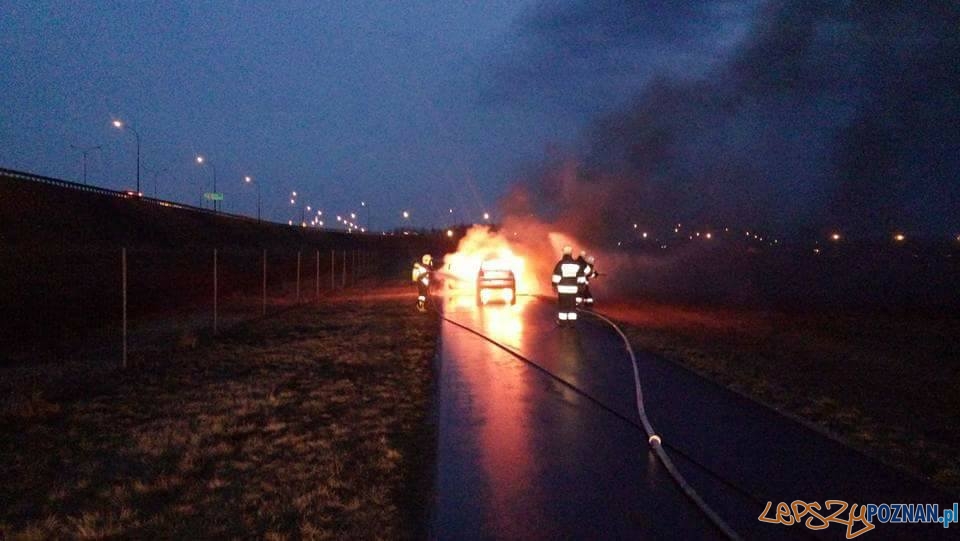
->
427, 295, 952, 540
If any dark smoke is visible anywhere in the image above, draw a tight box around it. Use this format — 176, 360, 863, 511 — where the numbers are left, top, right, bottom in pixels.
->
493, 0, 960, 242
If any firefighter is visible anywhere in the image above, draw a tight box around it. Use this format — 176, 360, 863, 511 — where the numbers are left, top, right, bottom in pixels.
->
574, 250, 588, 306
412, 254, 433, 312
551, 246, 584, 324
582, 255, 598, 307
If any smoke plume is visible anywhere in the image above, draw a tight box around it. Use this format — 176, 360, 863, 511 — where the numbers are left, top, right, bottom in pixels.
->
492, 0, 960, 242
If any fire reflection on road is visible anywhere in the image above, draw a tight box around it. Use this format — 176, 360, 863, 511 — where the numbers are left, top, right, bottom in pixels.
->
439, 293, 555, 538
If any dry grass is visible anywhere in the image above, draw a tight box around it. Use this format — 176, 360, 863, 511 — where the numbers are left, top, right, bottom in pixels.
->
0, 289, 438, 539
602, 302, 960, 495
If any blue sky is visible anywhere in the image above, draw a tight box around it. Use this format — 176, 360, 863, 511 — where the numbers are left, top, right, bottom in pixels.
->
1, 1, 570, 228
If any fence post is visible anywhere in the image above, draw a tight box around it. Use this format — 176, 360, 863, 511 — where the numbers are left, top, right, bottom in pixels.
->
213, 248, 218, 335
296, 250, 302, 303
342, 250, 347, 288
122, 247, 127, 369
315, 249, 320, 301
262, 248, 267, 316
330, 249, 335, 290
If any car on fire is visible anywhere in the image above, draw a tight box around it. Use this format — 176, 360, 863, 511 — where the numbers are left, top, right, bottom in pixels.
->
476, 258, 516, 306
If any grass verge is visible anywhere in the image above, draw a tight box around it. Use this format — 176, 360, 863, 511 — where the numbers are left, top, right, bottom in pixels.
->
601, 302, 960, 495
0, 287, 438, 539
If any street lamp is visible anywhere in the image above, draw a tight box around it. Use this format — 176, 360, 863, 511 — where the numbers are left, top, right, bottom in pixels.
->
70, 144, 102, 185
111, 119, 141, 193
483, 212, 490, 221
244, 175, 260, 222
195, 155, 217, 212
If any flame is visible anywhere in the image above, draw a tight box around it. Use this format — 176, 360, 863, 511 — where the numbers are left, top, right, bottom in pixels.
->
441, 222, 584, 297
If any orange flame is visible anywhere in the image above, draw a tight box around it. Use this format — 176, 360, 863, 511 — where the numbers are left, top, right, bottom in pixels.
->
442, 222, 584, 296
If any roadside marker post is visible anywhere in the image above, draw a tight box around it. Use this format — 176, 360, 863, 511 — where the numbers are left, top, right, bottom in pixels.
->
213, 248, 218, 335
121, 247, 127, 369
262, 249, 267, 316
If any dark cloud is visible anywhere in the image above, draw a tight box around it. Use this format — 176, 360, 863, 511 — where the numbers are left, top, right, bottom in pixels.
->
498, 0, 960, 240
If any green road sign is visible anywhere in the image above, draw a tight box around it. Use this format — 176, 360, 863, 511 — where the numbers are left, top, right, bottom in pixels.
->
204, 192, 224, 201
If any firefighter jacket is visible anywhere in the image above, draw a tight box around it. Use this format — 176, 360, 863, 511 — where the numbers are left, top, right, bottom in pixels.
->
412, 262, 430, 286
551, 255, 585, 295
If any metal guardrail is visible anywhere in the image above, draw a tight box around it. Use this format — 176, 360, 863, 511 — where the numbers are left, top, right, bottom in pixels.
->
0, 166, 260, 224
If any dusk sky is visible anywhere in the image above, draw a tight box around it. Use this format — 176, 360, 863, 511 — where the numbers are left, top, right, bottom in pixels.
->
2, 1, 560, 228
3, 1, 956, 236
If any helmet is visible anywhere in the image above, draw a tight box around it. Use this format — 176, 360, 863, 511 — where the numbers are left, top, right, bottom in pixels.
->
562, 246, 573, 255
587, 256, 595, 264
422, 254, 432, 264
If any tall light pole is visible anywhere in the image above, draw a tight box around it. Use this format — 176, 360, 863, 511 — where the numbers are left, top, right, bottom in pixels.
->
111, 119, 140, 193
196, 155, 218, 212
361, 201, 370, 231
70, 144, 101, 185
244, 175, 260, 222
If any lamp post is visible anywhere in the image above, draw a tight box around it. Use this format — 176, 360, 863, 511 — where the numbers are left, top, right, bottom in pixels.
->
70, 144, 101, 185
196, 155, 217, 212
111, 119, 141, 193
361, 201, 370, 231
244, 175, 260, 221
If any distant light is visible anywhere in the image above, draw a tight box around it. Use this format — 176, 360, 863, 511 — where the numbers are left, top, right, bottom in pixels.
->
361, 201, 366, 206
483, 212, 490, 221
112, 119, 123, 129
337, 215, 342, 221
360, 228, 365, 232
642, 232, 648, 239
830, 232, 841, 242
695, 232, 700, 237
674, 228, 679, 233
317, 210, 322, 215
402, 210, 410, 219
291, 191, 297, 197
633, 223, 638, 229
195, 155, 204, 164
244, 176, 252, 183
745, 231, 750, 236
813, 248, 821, 254
290, 199, 295, 205
705, 232, 712, 239
306, 205, 311, 211
893, 233, 906, 242
724, 228, 729, 232
288, 220, 292, 225
350, 213, 356, 219
446, 229, 454, 237
319, 221, 324, 226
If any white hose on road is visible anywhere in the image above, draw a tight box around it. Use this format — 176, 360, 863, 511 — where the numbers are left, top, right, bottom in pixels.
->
434, 295, 740, 539
583, 309, 740, 540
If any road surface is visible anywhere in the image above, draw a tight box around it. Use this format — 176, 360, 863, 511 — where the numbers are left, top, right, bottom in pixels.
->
427, 294, 951, 540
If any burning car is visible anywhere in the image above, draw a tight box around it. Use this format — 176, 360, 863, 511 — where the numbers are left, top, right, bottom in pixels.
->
476, 258, 517, 306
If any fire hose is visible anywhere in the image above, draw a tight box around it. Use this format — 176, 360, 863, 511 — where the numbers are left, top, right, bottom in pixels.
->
433, 298, 742, 540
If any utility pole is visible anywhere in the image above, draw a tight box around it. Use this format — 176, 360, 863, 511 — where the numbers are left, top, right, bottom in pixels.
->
70, 144, 101, 185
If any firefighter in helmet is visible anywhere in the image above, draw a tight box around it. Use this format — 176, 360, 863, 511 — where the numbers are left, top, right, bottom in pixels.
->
412, 254, 433, 311
551, 246, 584, 324
582, 255, 598, 307
575, 250, 588, 306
